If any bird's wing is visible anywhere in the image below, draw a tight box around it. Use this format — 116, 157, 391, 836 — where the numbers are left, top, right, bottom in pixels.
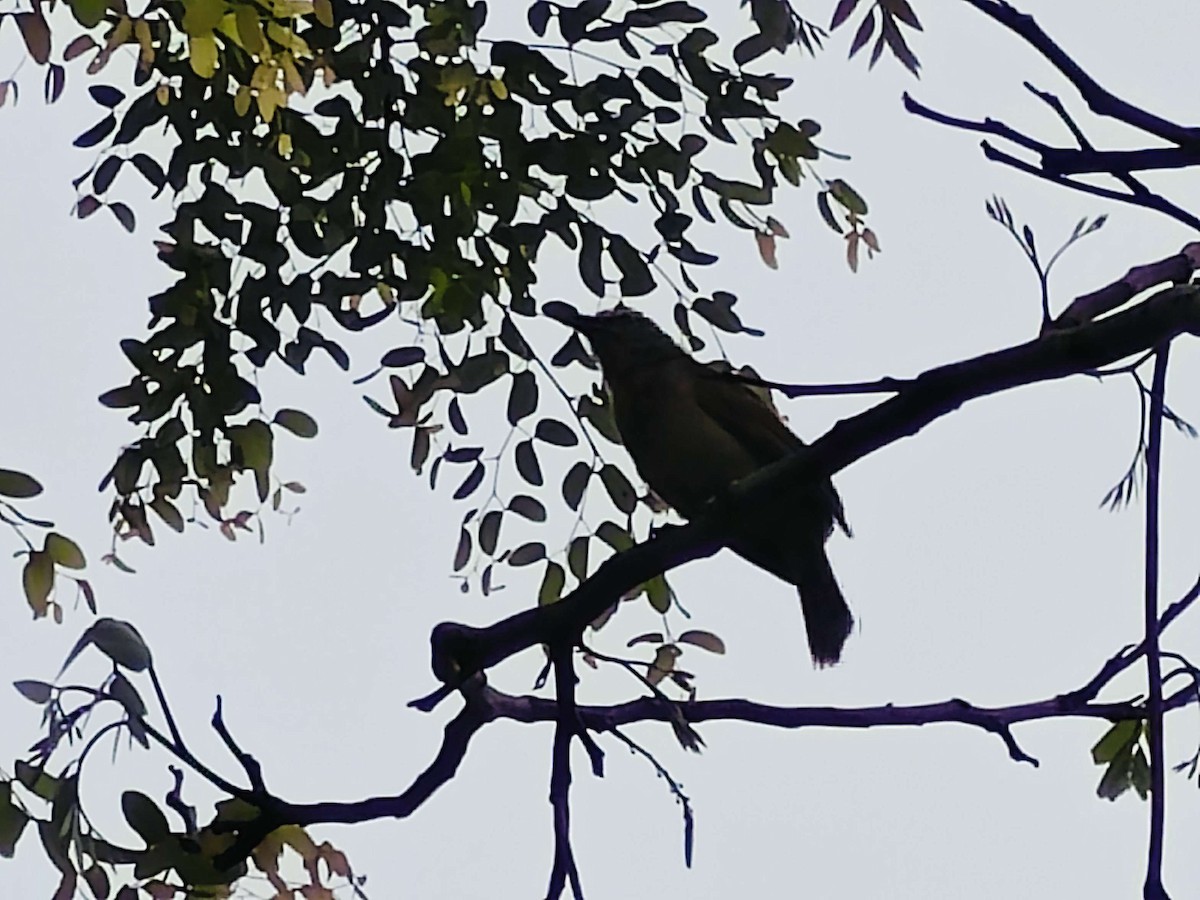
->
692, 362, 851, 537
690, 362, 804, 466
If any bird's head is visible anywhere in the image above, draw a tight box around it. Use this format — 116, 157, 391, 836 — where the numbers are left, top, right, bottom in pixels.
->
544, 302, 684, 377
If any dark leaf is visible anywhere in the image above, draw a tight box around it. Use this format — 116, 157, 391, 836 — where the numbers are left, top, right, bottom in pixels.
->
453, 528, 472, 571
535, 419, 579, 447
478, 511, 502, 556
515, 439, 543, 486
453, 462, 485, 500
43, 65, 65, 104
562, 461, 591, 511
0, 468, 43, 498
381, 346, 425, 367
600, 464, 636, 513
508, 494, 547, 521
89, 84, 125, 108
273, 408, 319, 438
121, 791, 169, 846
93, 156, 122, 193
507, 371, 538, 425
508, 542, 546, 566
110, 202, 136, 233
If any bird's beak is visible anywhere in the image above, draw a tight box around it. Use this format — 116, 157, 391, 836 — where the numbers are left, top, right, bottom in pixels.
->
542, 301, 596, 334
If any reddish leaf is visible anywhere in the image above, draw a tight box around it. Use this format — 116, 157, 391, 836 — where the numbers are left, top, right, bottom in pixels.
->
16, 13, 51, 65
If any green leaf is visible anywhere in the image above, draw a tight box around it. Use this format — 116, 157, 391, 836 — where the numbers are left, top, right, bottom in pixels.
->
644, 574, 671, 613
0, 468, 43, 498
15, 761, 58, 801
229, 420, 274, 501
828, 178, 868, 216
273, 408, 319, 438
538, 561, 566, 606
44, 533, 86, 570
22, 550, 54, 617
1091, 720, 1140, 764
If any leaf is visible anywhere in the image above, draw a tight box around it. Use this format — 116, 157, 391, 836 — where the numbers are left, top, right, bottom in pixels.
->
45, 533, 86, 570
562, 462, 591, 511
508, 495, 547, 521
381, 347, 424, 367
538, 561, 566, 606
15, 13, 50, 64
43, 65, 65, 104
535, 419, 579, 447
189, 34, 219, 78
568, 536, 589, 581
644, 574, 671, 613
89, 84, 125, 108
79, 580, 97, 614
76, 196, 102, 219
74, 114, 117, 148
453, 462, 485, 500
453, 528, 472, 571
508, 542, 546, 567
627, 632, 664, 648
0, 783, 29, 858
828, 178, 868, 216
507, 371, 538, 425
110, 202, 136, 233
0, 468, 43, 498
149, 497, 185, 533
22, 551, 54, 617
478, 511, 502, 556
599, 465, 636, 513
122, 791, 170, 846
13, 680, 53, 704
1092, 720, 1140, 764
754, 231, 779, 269
678, 630, 726, 654
273, 408, 319, 438
63, 618, 153, 673
64, 35, 97, 61
515, 440, 543, 486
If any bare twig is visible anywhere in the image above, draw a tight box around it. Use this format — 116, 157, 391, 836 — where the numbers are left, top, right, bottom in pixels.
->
1142, 344, 1171, 900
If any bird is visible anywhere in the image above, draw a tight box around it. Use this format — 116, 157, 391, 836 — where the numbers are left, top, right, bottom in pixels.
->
547, 303, 853, 666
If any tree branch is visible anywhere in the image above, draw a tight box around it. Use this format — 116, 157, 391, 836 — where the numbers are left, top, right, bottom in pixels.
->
1142, 345, 1171, 900
423, 283, 1200, 691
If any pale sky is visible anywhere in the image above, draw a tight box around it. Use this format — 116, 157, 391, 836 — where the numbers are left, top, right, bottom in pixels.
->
3, 2, 1200, 898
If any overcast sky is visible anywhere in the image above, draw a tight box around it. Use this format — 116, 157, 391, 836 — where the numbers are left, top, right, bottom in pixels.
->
3, 2, 1200, 898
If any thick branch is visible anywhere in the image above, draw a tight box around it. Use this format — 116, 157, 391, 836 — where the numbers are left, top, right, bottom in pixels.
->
425, 284, 1200, 689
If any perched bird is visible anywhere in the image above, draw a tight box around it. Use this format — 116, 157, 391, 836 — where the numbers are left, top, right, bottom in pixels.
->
549, 303, 853, 666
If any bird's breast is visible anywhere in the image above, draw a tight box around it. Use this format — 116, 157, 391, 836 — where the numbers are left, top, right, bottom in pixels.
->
610, 374, 762, 519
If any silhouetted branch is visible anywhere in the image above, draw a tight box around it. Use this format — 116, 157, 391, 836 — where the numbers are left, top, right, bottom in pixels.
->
1142, 345, 1171, 899
905, 1, 1200, 232
962, 0, 1200, 146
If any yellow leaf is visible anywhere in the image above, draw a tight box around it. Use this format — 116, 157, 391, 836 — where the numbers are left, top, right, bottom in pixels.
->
155, 83, 171, 105
105, 15, 133, 52
182, 0, 226, 36
189, 33, 219, 78
280, 53, 304, 95
256, 85, 283, 122
233, 4, 264, 54
134, 19, 154, 66
313, 0, 333, 27
489, 78, 508, 100
265, 21, 310, 57
277, 132, 292, 157
233, 85, 251, 116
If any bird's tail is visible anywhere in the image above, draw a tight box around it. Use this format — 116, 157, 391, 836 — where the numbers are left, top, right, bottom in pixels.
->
795, 546, 853, 667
